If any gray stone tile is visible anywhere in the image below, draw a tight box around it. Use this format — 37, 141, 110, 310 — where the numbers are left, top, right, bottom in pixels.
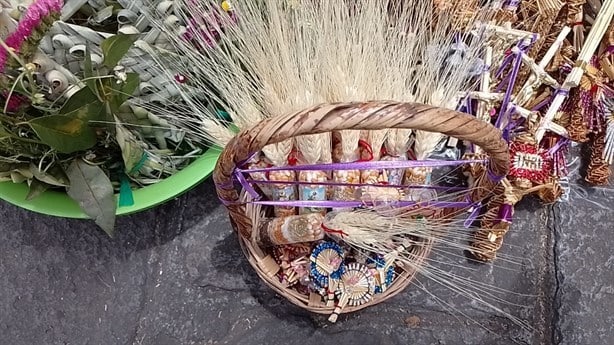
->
129, 183, 551, 345
552, 182, 614, 345
0, 176, 609, 345
0, 202, 157, 345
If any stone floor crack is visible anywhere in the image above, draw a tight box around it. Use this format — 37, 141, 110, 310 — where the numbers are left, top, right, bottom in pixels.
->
549, 204, 562, 345
534, 206, 556, 345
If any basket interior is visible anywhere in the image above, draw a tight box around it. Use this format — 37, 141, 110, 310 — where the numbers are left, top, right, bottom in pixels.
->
222, 128, 493, 321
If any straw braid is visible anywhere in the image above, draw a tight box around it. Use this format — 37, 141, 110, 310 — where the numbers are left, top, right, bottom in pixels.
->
586, 130, 612, 185
565, 90, 590, 142
471, 180, 520, 261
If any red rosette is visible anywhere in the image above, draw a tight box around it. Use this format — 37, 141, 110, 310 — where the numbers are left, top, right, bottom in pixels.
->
508, 141, 553, 184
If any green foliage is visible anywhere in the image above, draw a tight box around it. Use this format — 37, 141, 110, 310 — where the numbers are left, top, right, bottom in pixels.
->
115, 118, 146, 174
0, 32, 144, 236
26, 179, 50, 201
29, 115, 97, 154
66, 159, 117, 237
1, 30, 199, 237
100, 33, 140, 68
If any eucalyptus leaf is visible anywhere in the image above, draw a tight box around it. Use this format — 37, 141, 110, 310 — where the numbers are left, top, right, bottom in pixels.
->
121, 73, 139, 97
26, 178, 50, 201
115, 117, 146, 174
69, 102, 107, 123
66, 160, 116, 236
0, 171, 11, 182
114, 73, 141, 109
29, 163, 70, 187
108, 72, 139, 112
59, 87, 104, 121
83, 44, 100, 95
0, 126, 10, 140
14, 166, 34, 179
10, 171, 26, 183
100, 33, 139, 68
29, 115, 97, 154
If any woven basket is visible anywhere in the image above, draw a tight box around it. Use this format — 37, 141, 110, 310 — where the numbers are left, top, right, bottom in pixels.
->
214, 101, 509, 316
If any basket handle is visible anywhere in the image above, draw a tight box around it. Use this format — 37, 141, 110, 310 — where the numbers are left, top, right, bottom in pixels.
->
214, 102, 509, 235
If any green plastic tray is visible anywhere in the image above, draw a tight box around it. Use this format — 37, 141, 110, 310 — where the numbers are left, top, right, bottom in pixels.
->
0, 147, 221, 219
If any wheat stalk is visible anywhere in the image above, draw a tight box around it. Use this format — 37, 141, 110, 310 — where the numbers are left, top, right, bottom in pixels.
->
142, 0, 490, 147
322, 205, 534, 331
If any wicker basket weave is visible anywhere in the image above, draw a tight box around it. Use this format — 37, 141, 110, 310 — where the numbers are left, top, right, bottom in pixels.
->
214, 101, 509, 315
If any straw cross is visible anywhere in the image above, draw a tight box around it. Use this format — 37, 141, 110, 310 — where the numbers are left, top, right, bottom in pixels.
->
535, 0, 614, 143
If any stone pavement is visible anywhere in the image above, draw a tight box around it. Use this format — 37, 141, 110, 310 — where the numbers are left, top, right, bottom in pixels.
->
1, 178, 613, 345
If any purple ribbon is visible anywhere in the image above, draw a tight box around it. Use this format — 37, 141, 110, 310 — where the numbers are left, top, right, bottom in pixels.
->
554, 88, 570, 97
504, 0, 521, 10
251, 200, 474, 209
240, 158, 487, 174
218, 143, 505, 206
218, 155, 506, 205
560, 63, 572, 74
498, 203, 514, 223
531, 95, 553, 111
235, 169, 261, 199
508, 105, 527, 129
496, 53, 515, 81
548, 138, 570, 177
487, 167, 505, 183
246, 178, 469, 191
215, 151, 259, 190
495, 35, 535, 84
547, 138, 570, 156
533, 88, 570, 136
466, 96, 473, 115
463, 202, 482, 228
214, 152, 260, 204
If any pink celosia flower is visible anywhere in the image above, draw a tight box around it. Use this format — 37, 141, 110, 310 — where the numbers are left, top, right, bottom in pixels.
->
1, 92, 28, 113
0, 0, 63, 72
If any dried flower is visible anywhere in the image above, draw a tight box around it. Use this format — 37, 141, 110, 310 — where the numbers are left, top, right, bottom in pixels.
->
0, 0, 63, 72
174, 74, 187, 83
181, 3, 237, 49
1, 92, 27, 112
110, 65, 127, 84
221, 1, 232, 12
31, 93, 46, 105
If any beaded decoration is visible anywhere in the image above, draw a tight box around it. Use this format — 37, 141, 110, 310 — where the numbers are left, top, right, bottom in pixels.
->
367, 256, 396, 294
309, 242, 345, 288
